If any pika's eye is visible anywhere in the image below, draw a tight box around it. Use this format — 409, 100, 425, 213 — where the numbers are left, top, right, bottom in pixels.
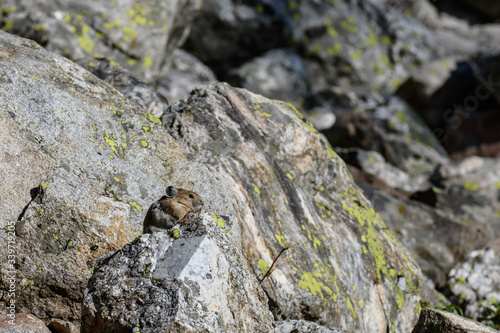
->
189, 194, 194, 198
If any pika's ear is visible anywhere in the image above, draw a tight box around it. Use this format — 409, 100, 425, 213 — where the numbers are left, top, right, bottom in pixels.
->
165, 186, 178, 198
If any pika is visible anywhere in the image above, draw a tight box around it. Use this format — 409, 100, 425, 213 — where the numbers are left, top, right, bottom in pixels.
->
143, 185, 204, 234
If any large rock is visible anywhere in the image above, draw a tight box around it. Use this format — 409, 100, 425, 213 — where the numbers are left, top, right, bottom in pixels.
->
82, 212, 274, 333
0, 313, 51, 333
164, 83, 422, 332
412, 308, 499, 333
292, 0, 435, 95
75, 56, 169, 118
0, 0, 201, 83
0, 30, 235, 323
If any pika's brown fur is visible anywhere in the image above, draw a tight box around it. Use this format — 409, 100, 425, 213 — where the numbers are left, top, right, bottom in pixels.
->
143, 186, 204, 234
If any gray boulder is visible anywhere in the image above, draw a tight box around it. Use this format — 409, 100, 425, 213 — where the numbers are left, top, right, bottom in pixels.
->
82, 211, 274, 333
293, 0, 435, 95
0, 0, 201, 83
412, 308, 499, 333
164, 83, 422, 332
0, 30, 235, 324
75, 56, 169, 118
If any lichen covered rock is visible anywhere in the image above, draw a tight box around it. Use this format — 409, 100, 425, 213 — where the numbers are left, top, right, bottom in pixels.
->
82, 212, 274, 333
164, 82, 422, 332
0, 0, 201, 83
0, 30, 235, 323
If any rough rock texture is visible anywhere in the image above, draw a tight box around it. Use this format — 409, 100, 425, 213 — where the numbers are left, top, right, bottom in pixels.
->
0, 30, 235, 323
165, 83, 422, 333
0, 313, 51, 333
0, 0, 201, 83
412, 308, 499, 333
276, 320, 343, 333
48, 319, 79, 333
82, 212, 274, 333
76, 56, 169, 118
448, 239, 500, 324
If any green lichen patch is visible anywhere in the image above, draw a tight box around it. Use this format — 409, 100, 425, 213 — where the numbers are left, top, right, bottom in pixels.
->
462, 181, 479, 192
298, 271, 334, 304
258, 258, 270, 276
129, 202, 142, 211
211, 214, 232, 235
171, 229, 180, 239
41, 183, 51, 189
142, 56, 153, 68
252, 183, 261, 195
146, 112, 161, 125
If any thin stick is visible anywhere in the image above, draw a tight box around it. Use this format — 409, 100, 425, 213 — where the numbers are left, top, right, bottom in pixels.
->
260, 247, 289, 284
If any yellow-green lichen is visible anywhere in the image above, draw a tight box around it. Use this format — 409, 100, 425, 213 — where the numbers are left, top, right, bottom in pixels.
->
3, 20, 14, 31
495, 181, 500, 189
462, 181, 479, 192
394, 284, 405, 310
346, 297, 358, 319
298, 271, 334, 301
141, 140, 148, 148
129, 202, 142, 211
172, 229, 180, 239
211, 214, 225, 228
258, 258, 270, 276
286, 173, 294, 181
142, 56, 153, 68
340, 16, 357, 34
142, 125, 151, 133
147, 112, 162, 124
41, 183, 51, 189
104, 131, 120, 156
252, 183, 261, 195
275, 233, 286, 248
342, 201, 391, 282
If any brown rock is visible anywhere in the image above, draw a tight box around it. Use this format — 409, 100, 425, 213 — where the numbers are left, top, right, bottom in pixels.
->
0, 313, 50, 333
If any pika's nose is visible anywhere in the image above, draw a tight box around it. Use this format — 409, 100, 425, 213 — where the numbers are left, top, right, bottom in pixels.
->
192, 199, 203, 210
